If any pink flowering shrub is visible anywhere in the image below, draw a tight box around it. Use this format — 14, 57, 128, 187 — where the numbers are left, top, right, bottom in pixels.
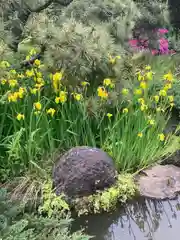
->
158, 28, 169, 34
159, 38, 169, 54
129, 28, 176, 55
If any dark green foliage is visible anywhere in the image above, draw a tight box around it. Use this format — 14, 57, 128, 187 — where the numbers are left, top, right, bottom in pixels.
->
0, 188, 24, 233
168, 0, 180, 30
0, 188, 90, 240
0, 0, 170, 82
135, 0, 169, 27
169, 80, 180, 110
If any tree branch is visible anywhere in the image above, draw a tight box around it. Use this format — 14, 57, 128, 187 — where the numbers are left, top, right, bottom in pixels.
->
55, 0, 73, 7
20, 45, 46, 67
30, 0, 54, 13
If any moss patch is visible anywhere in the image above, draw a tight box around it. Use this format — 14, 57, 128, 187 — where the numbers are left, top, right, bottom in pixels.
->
72, 174, 138, 216
13, 174, 138, 217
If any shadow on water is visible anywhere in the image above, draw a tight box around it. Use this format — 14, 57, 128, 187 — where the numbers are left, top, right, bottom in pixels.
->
72, 196, 180, 240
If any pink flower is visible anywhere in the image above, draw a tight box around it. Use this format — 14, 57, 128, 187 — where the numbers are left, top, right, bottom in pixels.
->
151, 49, 158, 55
129, 39, 138, 47
159, 38, 168, 46
159, 38, 169, 54
158, 28, 169, 34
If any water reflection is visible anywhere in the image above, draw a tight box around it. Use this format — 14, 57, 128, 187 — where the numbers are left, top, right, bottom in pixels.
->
73, 196, 180, 240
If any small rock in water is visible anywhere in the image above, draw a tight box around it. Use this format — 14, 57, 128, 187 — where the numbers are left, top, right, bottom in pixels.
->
137, 165, 180, 200
52, 146, 117, 198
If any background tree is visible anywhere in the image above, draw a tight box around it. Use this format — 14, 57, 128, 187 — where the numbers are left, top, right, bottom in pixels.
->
0, 0, 170, 82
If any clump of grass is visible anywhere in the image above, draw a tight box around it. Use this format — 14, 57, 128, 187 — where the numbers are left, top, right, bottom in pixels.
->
103, 67, 178, 171
4, 173, 47, 209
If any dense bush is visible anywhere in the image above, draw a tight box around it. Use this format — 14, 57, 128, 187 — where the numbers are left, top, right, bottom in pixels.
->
0, 188, 89, 240
168, 0, 180, 30
0, 0, 170, 82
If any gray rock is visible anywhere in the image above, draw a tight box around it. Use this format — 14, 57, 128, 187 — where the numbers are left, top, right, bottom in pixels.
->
137, 165, 180, 200
52, 146, 117, 198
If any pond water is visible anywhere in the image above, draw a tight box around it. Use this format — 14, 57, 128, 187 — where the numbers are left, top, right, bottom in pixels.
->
73, 196, 180, 240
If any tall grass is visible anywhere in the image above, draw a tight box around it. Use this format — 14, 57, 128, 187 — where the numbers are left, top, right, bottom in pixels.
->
0, 52, 178, 181
103, 107, 171, 172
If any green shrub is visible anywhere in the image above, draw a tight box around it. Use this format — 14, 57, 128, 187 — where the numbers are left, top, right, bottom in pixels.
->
0, 0, 170, 82
39, 180, 70, 218
0, 188, 90, 240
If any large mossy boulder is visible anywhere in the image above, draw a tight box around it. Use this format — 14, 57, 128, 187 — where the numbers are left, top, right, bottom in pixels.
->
52, 146, 117, 198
